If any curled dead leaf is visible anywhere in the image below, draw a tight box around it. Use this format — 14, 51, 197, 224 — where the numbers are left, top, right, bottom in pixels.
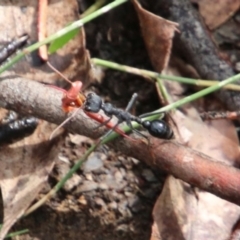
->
132, 0, 179, 72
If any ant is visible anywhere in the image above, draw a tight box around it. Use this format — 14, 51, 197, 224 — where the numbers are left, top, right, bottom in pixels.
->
84, 92, 173, 140
47, 62, 173, 141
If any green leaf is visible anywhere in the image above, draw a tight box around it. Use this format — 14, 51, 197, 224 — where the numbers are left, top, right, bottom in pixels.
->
48, 27, 80, 54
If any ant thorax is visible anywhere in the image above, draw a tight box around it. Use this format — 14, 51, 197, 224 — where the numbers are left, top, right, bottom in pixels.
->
101, 102, 120, 117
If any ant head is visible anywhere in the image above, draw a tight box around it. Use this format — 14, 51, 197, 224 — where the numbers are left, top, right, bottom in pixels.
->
84, 93, 102, 113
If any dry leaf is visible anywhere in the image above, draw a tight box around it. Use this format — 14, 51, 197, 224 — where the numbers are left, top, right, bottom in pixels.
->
0, 121, 63, 239
191, 0, 240, 29
132, 0, 179, 72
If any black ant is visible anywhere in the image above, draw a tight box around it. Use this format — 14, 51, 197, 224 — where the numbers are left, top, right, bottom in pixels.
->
83, 92, 173, 140
46, 62, 173, 141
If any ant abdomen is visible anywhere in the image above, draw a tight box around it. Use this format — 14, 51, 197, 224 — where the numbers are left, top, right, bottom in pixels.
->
142, 120, 173, 139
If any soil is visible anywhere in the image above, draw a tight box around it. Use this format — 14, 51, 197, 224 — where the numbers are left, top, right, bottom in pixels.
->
13, 135, 166, 240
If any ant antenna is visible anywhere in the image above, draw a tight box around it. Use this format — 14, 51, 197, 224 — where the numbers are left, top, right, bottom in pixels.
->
125, 93, 138, 112
46, 61, 73, 85
49, 107, 82, 140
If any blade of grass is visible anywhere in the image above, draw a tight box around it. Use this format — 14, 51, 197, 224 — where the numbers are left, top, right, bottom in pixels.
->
92, 58, 240, 91
5, 229, 29, 239
81, 0, 107, 18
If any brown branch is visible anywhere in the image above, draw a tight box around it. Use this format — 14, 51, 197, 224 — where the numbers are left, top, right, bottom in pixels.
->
0, 76, 106, 139
0, 76, 240, 206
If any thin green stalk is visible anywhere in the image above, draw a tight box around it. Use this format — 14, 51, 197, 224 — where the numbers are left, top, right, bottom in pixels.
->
156, 78, 172, 104
5, 229, 29, 239
92, 58, 240, 91
143, 73, 240, 117
81, 0, 107, 18
0, 0, 128, 75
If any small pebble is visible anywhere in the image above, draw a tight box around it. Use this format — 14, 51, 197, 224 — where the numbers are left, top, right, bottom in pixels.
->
85, 173, 93, 181
108, 201, 117, 209
98, 183, 109, 190
95, 197, 106, 207
63, 174, 82, 192
82, 153, 104, 172
116, 224, 129, 232
78, 181, 98, 192
114, 170, 123, 183
78, 195, 87, 205
131, 157, 139, 165
142, 169, 157, 182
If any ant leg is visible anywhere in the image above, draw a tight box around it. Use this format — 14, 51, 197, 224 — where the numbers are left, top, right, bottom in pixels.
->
99, 93, 140, 141
99, 121, 122, 140
127, 121, 150, 144
125, 93, 138, 112
132, 128, 149, 143
92, 116, 113, 130
98, 91, 137, 140
46, 62, 73, 85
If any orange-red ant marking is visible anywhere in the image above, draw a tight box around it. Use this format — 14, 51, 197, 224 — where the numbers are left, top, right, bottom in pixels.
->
61, 81, 85, 112
46, 62, 130, 139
